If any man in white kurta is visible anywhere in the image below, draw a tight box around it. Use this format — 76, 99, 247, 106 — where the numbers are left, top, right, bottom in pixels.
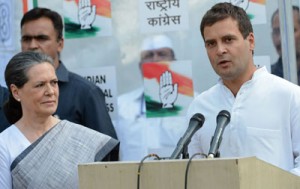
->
115, 35, 188, 160
188, 67, 300, 175
187, 2, 300, 176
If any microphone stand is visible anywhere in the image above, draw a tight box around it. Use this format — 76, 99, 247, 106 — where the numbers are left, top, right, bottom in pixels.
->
181, 145, 189, 159
208, 151, 220, 159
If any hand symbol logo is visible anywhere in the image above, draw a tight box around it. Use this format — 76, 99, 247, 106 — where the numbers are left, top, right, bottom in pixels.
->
230, 0, 249, 10
78, 0, 96, 29
159, 71, 178, 108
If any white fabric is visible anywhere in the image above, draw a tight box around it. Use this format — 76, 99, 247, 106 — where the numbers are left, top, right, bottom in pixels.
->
187, 67, 300, 176
141, 35, 173, 51
0, 125, 30, 189
11, 120, 117, 189
114, 87, 188, 161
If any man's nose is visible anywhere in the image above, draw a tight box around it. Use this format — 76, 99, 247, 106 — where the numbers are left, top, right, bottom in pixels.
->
28, 39, 39, 50
216, 43, 227, 55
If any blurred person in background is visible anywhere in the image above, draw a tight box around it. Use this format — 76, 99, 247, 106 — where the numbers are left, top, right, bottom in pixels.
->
115, 34, 189, 160
271, 6, 300, 84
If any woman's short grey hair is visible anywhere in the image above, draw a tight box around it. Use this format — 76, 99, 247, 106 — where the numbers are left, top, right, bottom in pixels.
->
4, 51, 55, 124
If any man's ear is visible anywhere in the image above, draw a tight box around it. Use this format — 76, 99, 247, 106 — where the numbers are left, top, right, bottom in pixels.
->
57, 38, 64, 53
248, 32, 255, 51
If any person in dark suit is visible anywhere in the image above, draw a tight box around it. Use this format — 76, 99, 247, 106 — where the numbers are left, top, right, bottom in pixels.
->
0, 85, 9, 132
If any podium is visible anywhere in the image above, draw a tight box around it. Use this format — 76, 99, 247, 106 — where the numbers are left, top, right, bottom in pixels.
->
78, 157, 300, 189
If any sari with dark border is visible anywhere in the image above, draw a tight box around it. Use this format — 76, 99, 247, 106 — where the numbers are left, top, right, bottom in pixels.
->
10, 120, 119, 189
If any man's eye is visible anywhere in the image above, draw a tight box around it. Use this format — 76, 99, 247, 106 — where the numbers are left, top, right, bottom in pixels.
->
36, 36, 49, 41
158, 53, 167, 57
206, 42, 215, 48
21, 37, 31, 42
224, 37, 233, 43
143, 53, 153, 59
272, 28, 280, 36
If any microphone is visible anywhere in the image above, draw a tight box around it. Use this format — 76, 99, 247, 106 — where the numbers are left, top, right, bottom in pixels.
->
208, 110, 231, 158
169, 113, 205, 159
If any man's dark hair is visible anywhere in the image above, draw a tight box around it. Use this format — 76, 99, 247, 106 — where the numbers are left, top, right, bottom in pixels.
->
200, 2, 253, 40
271, 6, 300, 25
21, 7, 63, 40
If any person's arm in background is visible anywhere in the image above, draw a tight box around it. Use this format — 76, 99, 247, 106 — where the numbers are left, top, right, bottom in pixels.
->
0, 86, 10, 132
82, 86, 119, 161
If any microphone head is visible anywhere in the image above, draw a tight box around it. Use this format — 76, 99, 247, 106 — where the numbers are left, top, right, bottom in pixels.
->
191, 113, 205, 125
217, 110, 231, 121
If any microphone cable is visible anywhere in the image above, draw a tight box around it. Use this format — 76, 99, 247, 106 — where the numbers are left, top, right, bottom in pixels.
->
184, 153, 207, 189
137, 153, 161, 189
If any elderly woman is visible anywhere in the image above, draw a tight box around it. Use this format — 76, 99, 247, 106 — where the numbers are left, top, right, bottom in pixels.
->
0, 51, 119, 189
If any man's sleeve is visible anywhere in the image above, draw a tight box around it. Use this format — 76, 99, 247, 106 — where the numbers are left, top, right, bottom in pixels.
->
82, 86, 118, 139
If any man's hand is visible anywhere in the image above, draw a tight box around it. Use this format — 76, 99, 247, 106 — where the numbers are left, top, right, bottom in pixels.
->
159, 71, 178, 108
78, 0, 96, 29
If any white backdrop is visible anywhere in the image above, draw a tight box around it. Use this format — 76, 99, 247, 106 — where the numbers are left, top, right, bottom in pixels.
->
1, 0, 295, 96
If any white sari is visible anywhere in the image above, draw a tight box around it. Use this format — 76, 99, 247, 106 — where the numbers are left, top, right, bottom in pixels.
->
10, 120, 119, 189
